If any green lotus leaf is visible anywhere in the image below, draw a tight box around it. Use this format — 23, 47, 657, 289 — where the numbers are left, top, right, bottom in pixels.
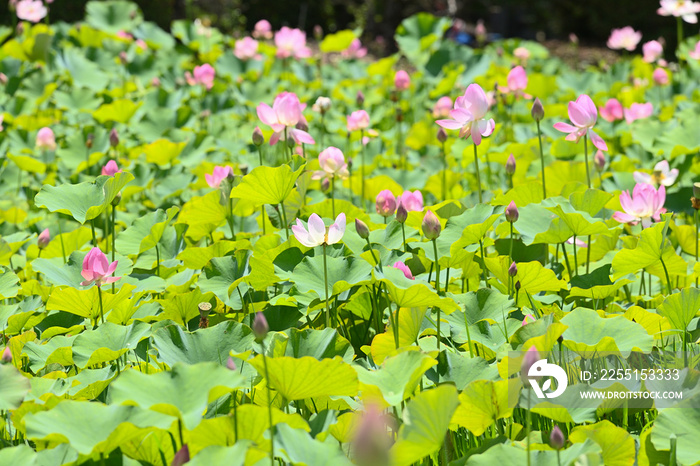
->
355, 351, 437, 406
276, 423, 352, 466
486, 257, 567, 295
188, 443, 251, 466
651, 394, 700, 466
284, 328, 354, 363
141, 139, 187, 167
451, 379, 518, 436
230, 165, 305, 206
560, 308, 653, 353
0, 364, 30, 410
71, 321, 151, 369
290, 255, 372, 298
34, 172, 134, 224
449, 288, 517, 326
152, 321, 255, 366
0, 266, 19, 300
115, 206, 179, 255
46, 282, 135, 321
23, 335, 78, 373
177, 240, 244, 269
569, 420, 636, 466
459, 440, 602, 466
108, 362, 246, 430
24, 401, 174, 455
33, 251, 133, 288
427, 353, 498, 390
85, 0, 142, 34
390, 384, 459, 465
93, 99, 142, 124
197, 252, 250, 307
176, 191, 227, 241
320, 30, 357, 53
569, 264, 633, 300
657, 287, 700, 332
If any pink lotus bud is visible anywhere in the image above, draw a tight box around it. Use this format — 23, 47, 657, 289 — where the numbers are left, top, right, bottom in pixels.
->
38, 228, 50, 249
522, 314, 535, 326
314, 25, 323, 41
437, 128, 447, 143
352, 404, 391, 466
513, 47, 530, 61
515, 280, 521, 291
0, 73, 7, 84
253, 20, 273, 40
151, 77, 161, 87
550, 425, 565, 450
392, 261, 414, 279
205, 166, 233, 189
1, 346, 11, 363
109, 128, 119, 147
507, 66, 527, 92
394, 70, 410, 91
398, 190, 423, 212
422, 210, 441, 240
594, 150, 606, 172
226, 356, 237, 371
520, 346, 540, 384
102, 160, 121, 177
653, 67, 669, 86
642, 40, 663, 63
355, 218, 370, 239
375, 190, 397, 217
252, 312, 269, 341
172, 445, 190, 466
508, 261, 517, 277
321, 177, 330, 192
505, 153, 516, 175
531, 98, 544, 122
433, 96, 453, 118
347, 110, 370, 132
356, 90, 365, 107
119, 51, 128, 65
395, 202, 408, 223
80, 247, 120, 287
505, 201, 519, 223
252, 126, 264, 146
36, 127, 56, 151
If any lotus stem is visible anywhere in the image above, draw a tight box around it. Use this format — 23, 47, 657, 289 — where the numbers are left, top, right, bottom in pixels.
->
583, 133, 591, 189
58, 218, 66, 264
360, 129, 366, 210
586, 235, 592, 274
441, 140, 447, 202
97, 285, 105, 325
432, 238, 441, 350
536, 120, 546, 198
323, 243, 330, 328
331, 177, 335, 218
473, 143, 483, 203
261, 343, 275, 466
366, 238, 382, 272
695, 209, 698, 287
279, 202, 289, 239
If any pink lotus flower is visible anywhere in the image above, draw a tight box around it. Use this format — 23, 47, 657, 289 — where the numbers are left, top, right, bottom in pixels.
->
689, 41, 700, 59
80, 247, 120, 286
642, 40, 664, 62
436, 83, 495, 146
505, 66, 529, 95
394, 70, 411, 91
433, 96, 453, 118
346, 110, 370, 132
314, 147, 349, 179
37, 228, 50, 249
392, 261, 414, 279
205, 165, 233, 188
234, 37, 261, 60
186, 64, 215, 90
398, 190, 423, 212
116, 31, 133, 41
513, 47, 531, 62
633, 160, 678, 187
292, 213, 346, 247
257, 92, 315, 145
599, 98, 624, 122
553, 94, 608, 151
607, 27, 642, 51
522, 314, 536, 326
102, 160, 121, 176
253, 20, 273, 40
613, 183, 666, 228
341, 39, 367, 59
653, 67, 670, 85
275, 27, 312, 59
135, 39, 148, 50
16, 0, 47, 23
658, 0, 700, 23
624, 102, 653, 124
36, 127, 56, 151
566, 236, 588, 248
375, 190, 397, 217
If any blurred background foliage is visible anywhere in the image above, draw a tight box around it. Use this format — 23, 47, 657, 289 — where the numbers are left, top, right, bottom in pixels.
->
0, 0, 684, 51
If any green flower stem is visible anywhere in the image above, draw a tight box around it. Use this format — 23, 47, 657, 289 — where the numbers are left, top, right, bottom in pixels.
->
91, 220, 97, 247
586, 235, 592, 274
473, 143, 483, 204
112, 205, 116, 294
583, 133, 591, 189
479, 239, 489, 286
227, 196, 236, 240
432, 238, 441, 350
261, 207, 267, 235
572, 236, 579, 276
320, 113, 325, 148
526, 388, 532, 466
509, 222, 514, 296
323, 243, 330, 328
155, 244, 161, 277
279, 202, 289, 239
58, 218, 67, 264
393, 303, 400, 349
366, 238, 382, 272
464, 311, 474, 358
695, 209, 699, 287
260, 342, 275, 466
441, 141, 447, 201
401, 223, 407, 253
330, 177, 335, 218
536, 120, 546, 198
561, 242, 572, 279
660, 256, 673, 295
360, 129, 366, 210
97, 285, 105, 325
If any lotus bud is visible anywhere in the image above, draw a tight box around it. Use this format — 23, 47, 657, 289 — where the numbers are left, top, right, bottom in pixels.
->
505, 201, 519, 223
550, 425, 565, 450
295, 120, 308, 132
356, 90, 365, 107
515, 280, 521, 291
198, 302, 211, 329
321, 177, 330, 192
1, 347, 11, 364
505, 154, 516, 175
653, 67, 669, 86
355, 218, 370, 239
394, 70, 411, 91
520, 346, 540, 385
375, 190, 397, 218
313, 25, 323, 41
594, 150, 606, 172
226, 356, 237, 371
252, 312, 269, 341
531, 97, 545, 122
437, 128, 447, 143
238, 164, 249, 176
172, 445, 190, 466
37, 228, 50, 250
119, 51, 128, 65
252, 126, 264, 146
286, 137, 295, 149
109, 129, 119, 147
422, 210, 441, 240
693, 182, 700, 199
86, 133, 94, 149
508, 261, 517, 277
111, 191, 122, 207
692, 183, 700, 210
395, 107, 404, 122
396, 202, 408, 224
